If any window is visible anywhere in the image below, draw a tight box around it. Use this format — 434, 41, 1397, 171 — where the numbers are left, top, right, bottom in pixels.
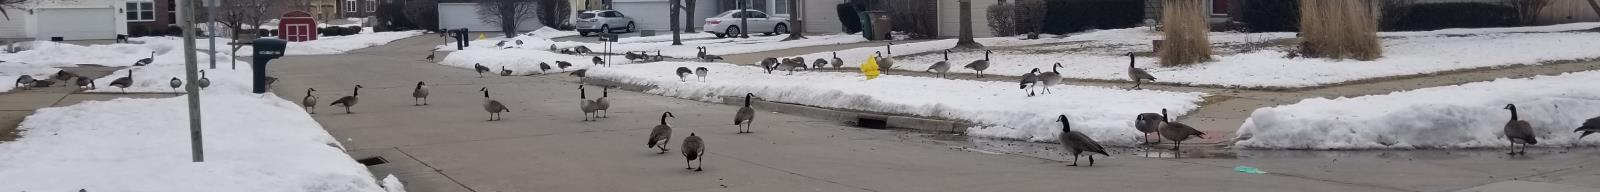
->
167, 0, 177, 22
366, 0, 376, 12
126, 1, 155, 21
346, 0, 356, 12
773, 0, 789, 15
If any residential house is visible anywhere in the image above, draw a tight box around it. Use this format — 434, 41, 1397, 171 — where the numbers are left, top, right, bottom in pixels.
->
796, 0, 997, 38
604, 0, 801, 32
342, 0, 380, 18
312, 0, 341, 21
0, 0, 131, 40
435, 0, 544, 32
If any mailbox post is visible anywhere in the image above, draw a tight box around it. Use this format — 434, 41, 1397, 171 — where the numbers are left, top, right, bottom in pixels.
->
251, 38, 286, 94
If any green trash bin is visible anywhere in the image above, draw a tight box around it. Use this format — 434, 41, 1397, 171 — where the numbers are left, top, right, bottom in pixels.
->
860, 11, 891, 40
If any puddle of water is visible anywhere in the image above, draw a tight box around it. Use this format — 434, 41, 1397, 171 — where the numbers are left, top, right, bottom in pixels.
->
920, 132, 1600, 161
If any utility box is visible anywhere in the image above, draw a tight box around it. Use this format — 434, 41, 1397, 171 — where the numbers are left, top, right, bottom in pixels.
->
251, 38, 287, 93
859, 11, 892, 41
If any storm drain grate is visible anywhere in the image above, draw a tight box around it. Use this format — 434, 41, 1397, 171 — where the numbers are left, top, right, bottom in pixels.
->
857, 117, 887, 129
356, 157, 389, 166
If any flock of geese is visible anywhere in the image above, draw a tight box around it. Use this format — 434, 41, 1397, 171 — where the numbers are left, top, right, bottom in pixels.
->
12, 54, 213, 94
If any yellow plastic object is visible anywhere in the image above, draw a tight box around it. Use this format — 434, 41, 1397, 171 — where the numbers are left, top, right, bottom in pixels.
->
478, 33, 488, 40
860, 55, 880, 80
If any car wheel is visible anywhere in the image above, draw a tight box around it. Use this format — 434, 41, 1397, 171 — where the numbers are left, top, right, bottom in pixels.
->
627, 22, 636, 33
579, 32, 589, 37
726, 26, 741, 38
775, 24, 788, 35
715, 33, 726, 38
600, 25, 611, 34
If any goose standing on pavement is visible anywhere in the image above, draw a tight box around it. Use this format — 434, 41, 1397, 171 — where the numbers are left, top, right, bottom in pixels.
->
647, 112, 676, 154
473, 63, 491, 78
197, 70, 210, 89
964, 50, 992, 78
1057, 115, 1108, 166
1575, 116, 1600, 139
329, 84, 363, 114
695, 67, 709, 82
1159, 109, 1206, 156
55, 70, 79, 81
1019, 68, 1040, 97
1503, 104, 1537, 155
926, 50, 951, 78
76, 76, 94, 90
1127, 53, 1157, 90
830, 52, 844, 68
134, 51, 154, 66
109, 69, 133, 93
781, 57, 807, 75
877, 51, 896, 70
412, 81, 429, 106
539, 62, 553, 72
682, 133, 705, 171
596, 86, 611, 118
734, 93, 756, 133
424, 51, 436, 62
500, 66, 513, 76
480, 87, 510, 121
570, 69, 589, 84
14, 75, 34, 90
1135, 112, 1165, 144
302, 88, 318, 114
1037, 63, 1062, 94
579, 85, 600, 121
557, 61, 573, 70
168, 77, 183, 94
676, 67, 694, 82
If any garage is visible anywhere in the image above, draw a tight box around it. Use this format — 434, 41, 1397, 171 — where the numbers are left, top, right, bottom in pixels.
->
36, 8, 118, 40
610, 0, 719, 32
437, 3, 543, 32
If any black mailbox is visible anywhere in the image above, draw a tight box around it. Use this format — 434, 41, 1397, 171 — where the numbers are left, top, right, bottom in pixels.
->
251, 38, 287, 93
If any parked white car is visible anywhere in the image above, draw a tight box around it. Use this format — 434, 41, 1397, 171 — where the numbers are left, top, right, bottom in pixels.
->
703, 9, 789, 38
576, 10, 635, 37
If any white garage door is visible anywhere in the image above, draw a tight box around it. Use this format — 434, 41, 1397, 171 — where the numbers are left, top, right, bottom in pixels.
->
438, 3, 544, 32
37, 8, 117, 40
612, 2, 672, 31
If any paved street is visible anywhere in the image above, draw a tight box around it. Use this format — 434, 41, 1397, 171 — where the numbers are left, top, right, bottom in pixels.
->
263, 35, 1600, 192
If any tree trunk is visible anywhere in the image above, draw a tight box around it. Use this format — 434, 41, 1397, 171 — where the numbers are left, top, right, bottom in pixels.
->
955, 0, 983, 49
783, 0, 806, 41
684, 0, 697, 33
501, 2, 518, 38
1587, 0, 1600, 18
740, 0, 750, 38
671, 0, 683, 45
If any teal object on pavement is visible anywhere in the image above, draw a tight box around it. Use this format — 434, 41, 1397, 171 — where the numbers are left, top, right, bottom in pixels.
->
1235, 166, 1268, 174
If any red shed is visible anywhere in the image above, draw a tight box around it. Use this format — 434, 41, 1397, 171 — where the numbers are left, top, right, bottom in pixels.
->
277, 11, 317, 42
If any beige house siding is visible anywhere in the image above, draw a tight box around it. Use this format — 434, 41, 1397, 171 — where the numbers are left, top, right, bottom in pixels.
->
937, 0, 993, 38
802, 0, 848, 34
1539, 0, 1600, 25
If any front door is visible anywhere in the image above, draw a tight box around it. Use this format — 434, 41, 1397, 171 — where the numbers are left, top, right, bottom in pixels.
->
287, 24, 311, 42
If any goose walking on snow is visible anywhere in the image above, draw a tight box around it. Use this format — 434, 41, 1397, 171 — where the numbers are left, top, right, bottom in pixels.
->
592, 56, 604, 67
1135, 112, 1165, 144
813, 58, 828, 69
1019, 68, 1040, 97
134, 51, 155, 66
1037, 63, 1062, 94
579, 85, 600, 121
480, 87, 510, 121
1576, 116, 1600, 139
830, 52, 844, 68
169, 77, 183, 94
474, 63, 491, 78
695, 67, 709, 82
1159, 109, 1206, 157
1503, 104, 1537, 155
876, 51, 895, 70
734, 93, 756, 133
1127, 53, 1157, 90
302, 88, 318, 114
557, 61, 573, 70
14, 75, 34, 90
647, 112, 676, 154
963, 50, 992, 78
760, 57, 780, 74
596, 86, 611, 118
676, 67, 694, 82
682, 133, 705, 171
926, 50, 951, 78
329, 84, 363, 114
109, 70, 133, 93
540, 62, 553, 72
412, 81, 430, 106
197, 70, 210, 89
1057, 115, 1109, 166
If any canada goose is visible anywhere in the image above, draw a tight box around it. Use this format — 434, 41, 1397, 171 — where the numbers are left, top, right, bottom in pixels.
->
329, 84, 363, 114
830, 52, 844, 68
698, 47, 724, 62
197, 70, 210, 89
759, 57, 779, 74
1057, 115, 1108, 166
963, 50, 992, 78
412, 81, 429, 106
54, 70, 79, 81
168, 77, 182, 94
134, 51, 154, 66
549, 44, 559, 51
781, 57, 807, 75
109, 70, 133, 93
540, 62, 553, 72
500, 66, 513, 76
596, 86, 610, 118
579, 85, 599, 121
1127, 53, 1157, 90
481, 87, 510, 121
695, 67, 709, 82
574, 46, 592, 54
676, 67, 694, 82
13, 75, 34, 90
682, 133, 705, 171
495, 41, 507, 48
1504, 104, 1537, 155
625, 51, 644, 61
557, 61, 573, 70
515, 40, 523, 47
1038, 63, 1062, 94
734, 93, 756, 133
648, 112, 676, 154
812, 58, 828, 69
927, 50, 951, 78
302, 88, 318, 114
592, 56, 604, 67
76, 77, 94, 90
473, 63, 491, 78
1019, 68, 1039, 97
424, 51, 435, 62
653, 50, 665, 62
1135, 112, 1165, 144
1159, 109, 1206, 156
29, 79, 53, 87
570, 69, 589, 84
876, 51, 895, 70
1576, 116, 1600, 139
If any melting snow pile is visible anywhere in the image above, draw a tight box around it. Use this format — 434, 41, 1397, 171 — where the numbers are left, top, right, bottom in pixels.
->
441, 32, 868, 59
587, 62, 1206, 146
1235, 70, 1600, 149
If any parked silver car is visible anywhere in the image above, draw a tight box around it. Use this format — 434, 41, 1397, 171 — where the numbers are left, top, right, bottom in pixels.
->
703, 9, 788, 38
576, 10, 635, 37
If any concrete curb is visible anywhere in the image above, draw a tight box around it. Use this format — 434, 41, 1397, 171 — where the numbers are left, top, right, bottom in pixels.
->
580, 77, 974, 134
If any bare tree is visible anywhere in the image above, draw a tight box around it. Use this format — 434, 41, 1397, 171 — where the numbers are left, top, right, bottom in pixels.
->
682, 0, 697, 33
475, 0, 539, 38
955, 0, 983, 49
1588, 0, 1600, 18
782, 0, 806, 41
405, 0, 440, 31
0, 0, 39, 20
536, 0, 571, 29
670, 0, 682, 45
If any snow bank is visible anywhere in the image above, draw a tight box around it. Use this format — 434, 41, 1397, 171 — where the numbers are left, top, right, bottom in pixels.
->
0, 66, 61, 93
86, 64, 254, 93
1235, 71, 1600, 149
438, 47, 604, 75
526, 27, 580, 39
442, 33, 868, 59
586, 62, 1206, 146
1, 31, 419, 67
276, 30, 423, 55
0, 92, 390, 191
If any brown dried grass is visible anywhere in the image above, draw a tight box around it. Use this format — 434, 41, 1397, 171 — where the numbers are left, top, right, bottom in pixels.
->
1159, 0, 1214, 66
1299, 0, 1383, 61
